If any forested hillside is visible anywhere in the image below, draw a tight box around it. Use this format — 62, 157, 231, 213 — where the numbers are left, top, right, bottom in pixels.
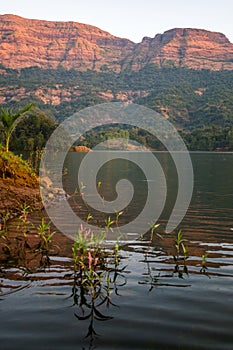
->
0, 65, 232, 151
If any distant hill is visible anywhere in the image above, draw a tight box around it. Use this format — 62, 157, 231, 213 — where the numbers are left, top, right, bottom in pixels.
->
0, 14, 233, 71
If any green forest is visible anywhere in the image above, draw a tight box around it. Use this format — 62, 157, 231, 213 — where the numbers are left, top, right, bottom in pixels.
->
0, 64, 232, 151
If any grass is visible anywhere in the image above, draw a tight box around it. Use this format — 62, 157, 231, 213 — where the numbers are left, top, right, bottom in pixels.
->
0, 145, 38, 187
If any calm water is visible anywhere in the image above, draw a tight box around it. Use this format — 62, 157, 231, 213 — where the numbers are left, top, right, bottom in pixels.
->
1, 152, 233, 350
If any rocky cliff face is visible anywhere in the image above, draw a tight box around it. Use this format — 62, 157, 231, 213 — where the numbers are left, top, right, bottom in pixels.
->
0, 14, 134, 72
0, 15, 233, 71
123, 28, 233, 70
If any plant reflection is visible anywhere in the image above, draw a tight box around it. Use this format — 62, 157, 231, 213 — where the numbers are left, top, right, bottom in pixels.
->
138, 229, 210, 290
69, 226, 127, 343
0, 212, 213, 349
0, 208, 57, 272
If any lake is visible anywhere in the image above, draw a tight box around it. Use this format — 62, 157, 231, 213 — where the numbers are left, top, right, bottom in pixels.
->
1, 152, 233, 350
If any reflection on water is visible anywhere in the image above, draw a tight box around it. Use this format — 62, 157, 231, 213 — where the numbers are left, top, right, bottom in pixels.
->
0, 229, 215, 348
0, 152, 233, 349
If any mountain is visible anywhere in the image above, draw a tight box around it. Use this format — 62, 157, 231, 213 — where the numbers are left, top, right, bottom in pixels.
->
1, 14, 233, 71
123, 28, 233, 71
0, 14, 133, 72
0, 15, 232, 152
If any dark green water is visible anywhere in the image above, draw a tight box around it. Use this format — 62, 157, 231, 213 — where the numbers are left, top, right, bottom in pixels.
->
0, 152, 233, 350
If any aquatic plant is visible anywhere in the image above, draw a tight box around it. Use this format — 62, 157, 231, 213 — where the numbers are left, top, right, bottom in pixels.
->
70, 226, 127, 341
115, 210, 123, 226
174, 230, 188, 258
105, 216, 115, 231
173, 230, 189, 277
19, 203, 30, 237
36, 218, 54, 254
149, 223, 161, 242
72, 224, 106, 272
198, 254, 209, 274
86, 213, 93, 223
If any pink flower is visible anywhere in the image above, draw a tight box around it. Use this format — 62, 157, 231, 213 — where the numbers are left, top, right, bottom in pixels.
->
86, 229, 91, 237
21, 213, 28, 222
88, 251, 93, 270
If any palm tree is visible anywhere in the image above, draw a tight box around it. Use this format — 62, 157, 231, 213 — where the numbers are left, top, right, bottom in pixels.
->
0, 103, 35, 152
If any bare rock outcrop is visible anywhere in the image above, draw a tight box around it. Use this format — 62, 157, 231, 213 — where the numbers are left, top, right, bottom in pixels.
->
0, 15, 233, 72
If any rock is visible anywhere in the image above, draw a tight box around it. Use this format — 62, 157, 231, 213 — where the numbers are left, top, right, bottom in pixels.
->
40, 176, 68, 203
48, 192, 54, 199
70, 146, 92, 152
40, 176, 53, 189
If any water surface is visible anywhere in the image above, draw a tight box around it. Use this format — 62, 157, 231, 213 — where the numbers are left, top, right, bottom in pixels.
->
0, 152, 233, 350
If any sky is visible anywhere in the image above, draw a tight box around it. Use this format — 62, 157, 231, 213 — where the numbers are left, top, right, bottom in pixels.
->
1, 0, 233, 43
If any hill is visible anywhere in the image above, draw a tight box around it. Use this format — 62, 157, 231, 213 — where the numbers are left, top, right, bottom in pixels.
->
1, 14, 233, 71
0, 14, 232, 151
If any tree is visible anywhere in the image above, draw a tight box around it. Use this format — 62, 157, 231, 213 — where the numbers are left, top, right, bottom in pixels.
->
0, 103, 35, 152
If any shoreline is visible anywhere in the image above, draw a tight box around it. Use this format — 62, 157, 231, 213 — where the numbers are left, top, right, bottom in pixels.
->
0, 178, 42, 219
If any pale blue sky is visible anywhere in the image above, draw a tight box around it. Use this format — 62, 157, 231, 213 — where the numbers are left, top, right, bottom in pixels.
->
1, 0, 232, 43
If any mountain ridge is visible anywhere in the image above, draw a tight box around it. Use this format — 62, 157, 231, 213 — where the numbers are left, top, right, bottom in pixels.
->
1, 14, 233, 71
